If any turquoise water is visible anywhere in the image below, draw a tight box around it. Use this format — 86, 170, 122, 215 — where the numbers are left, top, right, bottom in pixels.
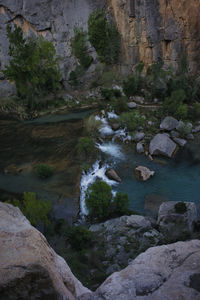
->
103, 144, 200, 216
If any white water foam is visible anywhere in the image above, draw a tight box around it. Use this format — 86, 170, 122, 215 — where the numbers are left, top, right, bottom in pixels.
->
80, 161, 118, 216
107, 111, 119, 119
96, 142, 125, 160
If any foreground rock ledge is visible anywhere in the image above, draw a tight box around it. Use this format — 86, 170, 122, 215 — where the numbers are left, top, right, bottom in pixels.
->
0, 202, 91, 300
0, 202, 200, 300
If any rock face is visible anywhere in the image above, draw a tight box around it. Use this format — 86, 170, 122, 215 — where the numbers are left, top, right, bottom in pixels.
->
107, 0, 200, 73
160, 116, 179, 131
91, 240, 200, 300
157, 201, 197, 242
1, 0, 200, 96
135, 166, 155, 181
0, 202, 91, 299
149, 133, 177, 158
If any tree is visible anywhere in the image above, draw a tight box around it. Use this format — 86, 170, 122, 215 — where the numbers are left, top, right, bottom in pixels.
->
7, 192, 51, 226
113, 192, 129, 214
3, 24, 61, 106
86, 181, 112, 218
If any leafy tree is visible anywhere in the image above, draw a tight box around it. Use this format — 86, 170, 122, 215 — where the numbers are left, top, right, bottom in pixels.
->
71, 26, 93, 69
120, 111, 145, 131
86, 181, 112, 218
88, 9, 120, 64
7, 192, 51, 226
36, 164, 53, 179
163, 89, 188, 119
77, 137, 96, 158
66, 226, 95, 250
113, 192, 129, 214
3, 24, 61, 106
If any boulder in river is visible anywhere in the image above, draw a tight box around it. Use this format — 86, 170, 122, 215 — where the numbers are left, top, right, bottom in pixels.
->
132, 132, 145, 142
135, 166, 155, 181
173, 137, 187, 147
160, 116, 179, 131
136, 142, 144, 154
157, 201, 197, 242
106, 168, 121, 182
149, 133, 177, 158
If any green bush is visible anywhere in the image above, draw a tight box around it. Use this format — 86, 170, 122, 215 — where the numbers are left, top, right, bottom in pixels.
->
71, 26, 93, 69
3, 25, 61, 106
194, 103, 200, 118
174, 202, 187, 214
66, 226, 95, 250
163, 89, 188, 119
120, 111, 145, 131
77, 137, 96, 158
111, 96, 128, 114
36, 164, 53, 179
88, 9, 121, 64
113, 192, 129, 214
100, 88, 121, 100
85, 115, 102, 136
69, 65, 85, 86
86, 181, 112, 218
7, 192, 51, 226
123, 75, 142, 98
177, 121, 192, 137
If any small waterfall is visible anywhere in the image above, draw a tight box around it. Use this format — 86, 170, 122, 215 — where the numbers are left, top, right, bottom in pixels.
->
80, 161, 118, 216
96, 142, 125, 160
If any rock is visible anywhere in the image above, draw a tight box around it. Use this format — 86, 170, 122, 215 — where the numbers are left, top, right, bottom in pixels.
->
173, 137, 187, 147
187, 133, 194, 140
0, 202, 90, 299
149, 133, 177, 158
160, 116, 179, 131
127, 102, 137, 109
157, 201, 198, 241
132, 132, 145, 142
105, 168, 121, 182
132, 96, 145, 104
91, 240, 200, 300
136, 142, 144, 154
111, 123, 120, 131
192, 125, 200, 133
170, 130, 179, 138
135, 166, 155, 181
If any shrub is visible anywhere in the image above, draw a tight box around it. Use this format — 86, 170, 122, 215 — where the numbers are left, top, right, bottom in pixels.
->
3, 24, 61, 106
120, 111, 145, 131
163, 89, 188, 119
36, 164, 53, 179
174, 202, 187, 214
194, 103, 200, 118
7, 192, 51, 226
88, 9, 121, 64
66, 226, 95, 250
77, 137, 95, 158
86, 181, 112, 218
177, 121, 192, 137
71, 26, 93, 69
113, 192, 129, 214
111, 96, 128, 114
69, 65, 85, 86
123, 75, 141, 97
100, 88, 121, 100
85, 115, 102, 136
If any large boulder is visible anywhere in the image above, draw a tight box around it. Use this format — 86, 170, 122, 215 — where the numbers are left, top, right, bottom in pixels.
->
91, 240, 200, 300
135, 166, 155, 181
149, 133, 177, 158
160, 116, 179, 131
0, 202, 90, 299
157, 201, 198, 242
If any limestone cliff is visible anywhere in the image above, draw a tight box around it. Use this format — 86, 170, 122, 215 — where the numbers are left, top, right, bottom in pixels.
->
107, 0, 200, 73
0, 0, 200, 96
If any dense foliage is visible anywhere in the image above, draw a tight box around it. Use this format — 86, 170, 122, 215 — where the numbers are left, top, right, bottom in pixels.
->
113, 192, 130, 214
120, 111, 145, 131
163, 89, 188, 119
7, 192, 51, 226
36, 164, 53, 179
77, 137, 96, 158
3, 25, 61, 106
88, 9, 121, 64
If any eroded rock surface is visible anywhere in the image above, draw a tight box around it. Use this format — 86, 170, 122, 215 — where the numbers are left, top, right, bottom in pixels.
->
149, 133, 177, 158
0, 202, 91, 299
90, 240, 200, 300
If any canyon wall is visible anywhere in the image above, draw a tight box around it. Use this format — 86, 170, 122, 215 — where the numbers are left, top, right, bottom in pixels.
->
0, 0, 200, 96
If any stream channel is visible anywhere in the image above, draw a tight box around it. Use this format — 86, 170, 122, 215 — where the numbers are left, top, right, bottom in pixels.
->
0, 109, 200, 223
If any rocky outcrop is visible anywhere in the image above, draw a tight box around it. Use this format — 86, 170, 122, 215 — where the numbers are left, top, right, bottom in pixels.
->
0, 202, 90, 299
149, 133, 177, 158
90, 240, 200, 300
157, 201, 197, 242
160, 116, 179, 131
